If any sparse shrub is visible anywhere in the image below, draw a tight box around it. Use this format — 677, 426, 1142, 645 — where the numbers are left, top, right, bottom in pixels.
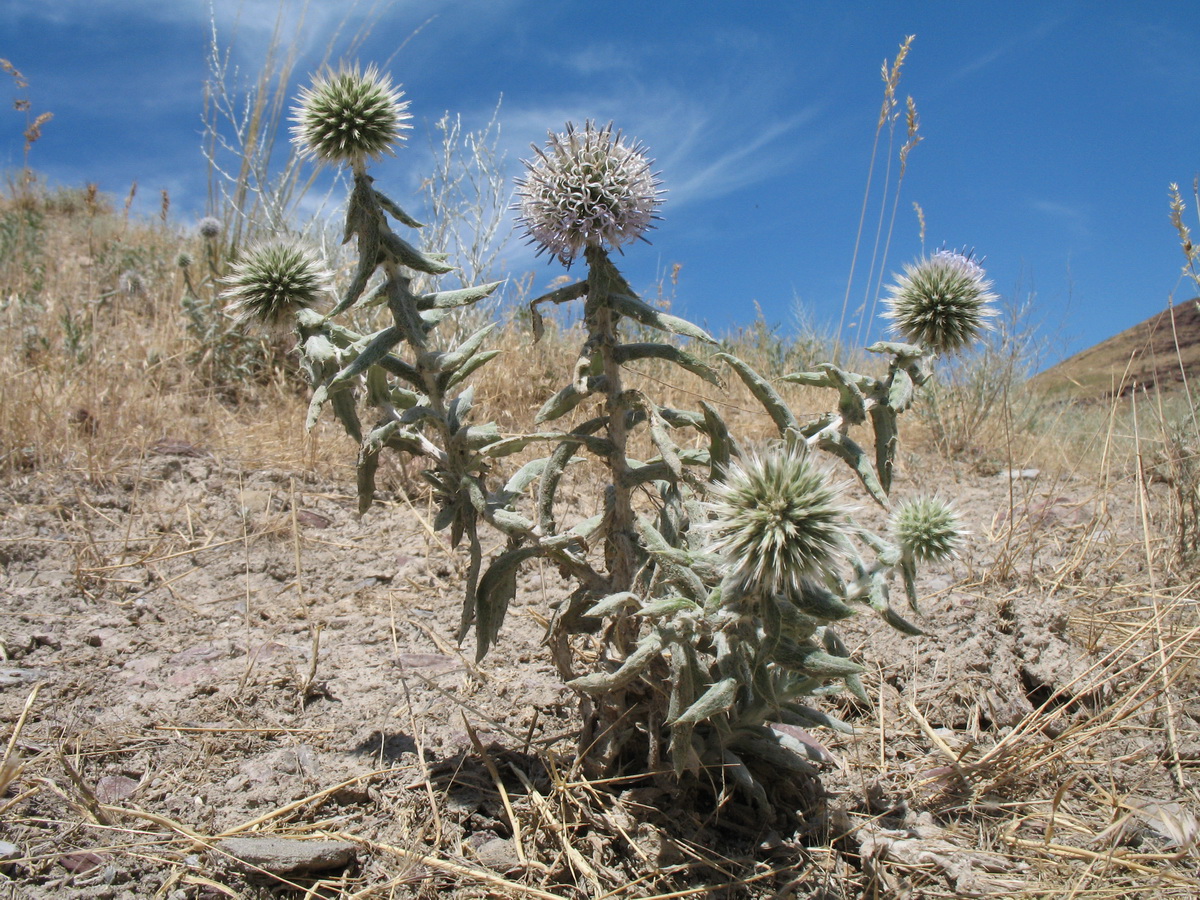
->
231, 68, 992, 811
916, 286, 1048, 459
178, 217, 295, 395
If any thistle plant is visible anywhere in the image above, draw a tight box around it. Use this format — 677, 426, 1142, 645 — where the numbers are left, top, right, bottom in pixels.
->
235, 67, 992, 810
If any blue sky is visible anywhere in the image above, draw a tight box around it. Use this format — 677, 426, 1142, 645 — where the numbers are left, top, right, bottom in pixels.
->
2, 0, 1198, 362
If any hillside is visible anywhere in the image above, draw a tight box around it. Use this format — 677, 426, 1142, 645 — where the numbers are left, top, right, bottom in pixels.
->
1035, 297, 1200, 400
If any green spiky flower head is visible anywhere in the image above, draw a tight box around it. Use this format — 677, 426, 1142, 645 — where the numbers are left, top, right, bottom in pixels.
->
706, 445, 852, 595
515, 120, 664, 265
882, 249, 998, 353
890, 496, 964, 563
291, 64, 411, 167
221, 241, 331, 329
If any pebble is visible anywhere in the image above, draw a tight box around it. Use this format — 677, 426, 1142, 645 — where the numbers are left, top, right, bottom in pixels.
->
95, 774, 140, 803
1000, 468, 1041, 480
474, 837, 520, 872
0, 667, 47, 687
216, 837, 356, 879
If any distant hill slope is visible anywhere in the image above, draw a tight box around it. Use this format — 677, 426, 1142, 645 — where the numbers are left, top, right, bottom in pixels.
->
1034, 298, 1200, 400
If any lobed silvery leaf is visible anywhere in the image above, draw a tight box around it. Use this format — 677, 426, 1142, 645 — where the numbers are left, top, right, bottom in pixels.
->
568, 632, 665, 694
670, 677, 738, 727
607, 292, 716, 344
613, 343, 722, 386
717, 353, 800, 437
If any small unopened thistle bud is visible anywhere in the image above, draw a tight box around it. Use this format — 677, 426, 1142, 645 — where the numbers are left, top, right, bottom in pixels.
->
706, 445, 851, 596
176, 251, 194, 269
197, 216, 222, 240
515, 120, 664, 265
882, 249, 998, 353
291, 64, 411, 167
890, 496, 964, 563
221, 241, 331, 328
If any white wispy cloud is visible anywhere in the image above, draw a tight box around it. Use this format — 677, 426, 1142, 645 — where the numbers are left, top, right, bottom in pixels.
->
950, 14, 1066, 82
499, 91, 827, 213
1030, 198, 1090, 239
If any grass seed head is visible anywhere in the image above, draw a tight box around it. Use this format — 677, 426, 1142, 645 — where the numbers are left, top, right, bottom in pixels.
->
706, 445, 851, 596
882, 249, 998, 353
515, 120, 664, 265
221, 241, 331, 329
291, 64, 411, 167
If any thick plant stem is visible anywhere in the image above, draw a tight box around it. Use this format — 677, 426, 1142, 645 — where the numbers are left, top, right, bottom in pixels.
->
587, 246, 637, 602
578, 247, 648, 772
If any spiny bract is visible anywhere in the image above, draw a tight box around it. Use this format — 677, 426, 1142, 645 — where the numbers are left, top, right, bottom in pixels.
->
882, 249, 998, 353
706, 445, 851, 596
515, 120, 664, 265
291, 64, 411, 167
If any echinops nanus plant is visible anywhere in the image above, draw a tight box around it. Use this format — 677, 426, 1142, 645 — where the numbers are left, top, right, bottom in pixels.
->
227, 68, 985, 810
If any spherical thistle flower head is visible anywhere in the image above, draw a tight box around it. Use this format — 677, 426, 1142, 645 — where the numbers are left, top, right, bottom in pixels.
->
291, 64, 411, 167
118, 269, 146, 298
889, 496, 965, 563
176, 250, 194, 269
197, 216, 222, 240
221, 241, 331, 329
515, 120, 664, 265
706, 445, 852, 596
882, 249, 999, 354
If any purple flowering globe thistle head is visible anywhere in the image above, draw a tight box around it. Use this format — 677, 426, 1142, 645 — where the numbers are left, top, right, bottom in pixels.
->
706, 445, 851, 596
889, 496, 965, 563
291, 64, 411, 168
221, 242, 331, 329
515, 120, 664, 265
882, 249, 999, 353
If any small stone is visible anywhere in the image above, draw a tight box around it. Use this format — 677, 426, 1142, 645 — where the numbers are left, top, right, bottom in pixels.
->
0, 841, 20, 862
1001, 468, 1040, 480
0, 667, 46, 687
474, 837, 519, 872
237, 490, 275, 515
60, 850, 107, 873
95, 775, 139, 803
295, 509, 331, 528
216, 837, 356, 879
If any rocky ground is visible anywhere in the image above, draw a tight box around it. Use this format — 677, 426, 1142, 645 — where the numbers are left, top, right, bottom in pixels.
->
1, 441, 1198, 898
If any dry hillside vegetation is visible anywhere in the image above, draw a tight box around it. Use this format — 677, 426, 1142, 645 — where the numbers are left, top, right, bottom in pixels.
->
1036, 298, 1200, 401
3, 189, 1200, 899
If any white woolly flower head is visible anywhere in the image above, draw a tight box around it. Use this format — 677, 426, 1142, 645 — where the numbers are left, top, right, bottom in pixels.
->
221, 241, 332, 329
882, 249, 999, 353
706, 444, 852, 595
291, 64, 411, 167
197, 216, 222, 240
515, 120, 664, 265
